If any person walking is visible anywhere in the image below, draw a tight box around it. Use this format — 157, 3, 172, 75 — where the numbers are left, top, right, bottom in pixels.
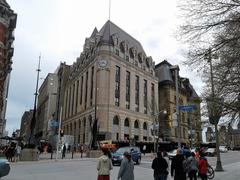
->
62, 144, 66, 159
14, 144, 21, 162
152, 151, 168, 180
143, 145, 146, 156
187, 152, 198, 180
118, 151, 134, 180
198, 153, 208, 180
171, 149, 186, 180
97, 148, 113, 180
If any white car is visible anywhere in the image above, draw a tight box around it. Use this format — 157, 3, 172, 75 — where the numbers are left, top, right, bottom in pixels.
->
219, 146, 228, 153
167, 149, 177, 160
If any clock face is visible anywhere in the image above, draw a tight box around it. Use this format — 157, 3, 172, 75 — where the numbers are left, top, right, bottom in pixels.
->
98, 59, 108, 68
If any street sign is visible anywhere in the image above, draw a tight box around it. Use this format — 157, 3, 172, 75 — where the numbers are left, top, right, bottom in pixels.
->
178, 105, 197, 112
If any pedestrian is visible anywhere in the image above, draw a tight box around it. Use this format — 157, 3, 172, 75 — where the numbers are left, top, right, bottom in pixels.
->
62, 144, 66, 159
171, 149, 186, 180
152, 151, 168, 180
117, 151, 134, 180
80, 144, 84, 158
198, 153, 208, 180
14, 144, 21, 162
97, 148, 113, 180
143, 145, 146, 156
187, 152, 198, 180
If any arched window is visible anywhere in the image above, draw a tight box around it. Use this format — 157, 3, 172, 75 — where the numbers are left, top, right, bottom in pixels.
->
83, 118, 86, 127
74, 122, 76, 130
124, 118, 130, 127
134, 120, 139, 128
113, 116, 119, 125
143, 122, 147, 130
89, 115, 92, 126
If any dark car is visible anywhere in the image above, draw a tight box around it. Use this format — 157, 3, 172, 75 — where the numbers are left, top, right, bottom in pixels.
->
111, 146, 141, 165
0, 159, 10, 178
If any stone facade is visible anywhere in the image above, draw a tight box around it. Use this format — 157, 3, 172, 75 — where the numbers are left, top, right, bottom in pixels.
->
155, 60, 202, 146
0, 0, 17, 143
20, 110, 33, 144
35, 73, 58, 142
61, 21, 158, 145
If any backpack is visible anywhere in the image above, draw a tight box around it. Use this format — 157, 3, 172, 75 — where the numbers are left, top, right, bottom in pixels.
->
182, 159, 189, 173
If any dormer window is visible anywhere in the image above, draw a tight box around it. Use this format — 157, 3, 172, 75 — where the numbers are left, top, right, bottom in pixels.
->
129, 48, 134, 59
138, 53, 142, 63
120, 42, 125, 53
115, 49, 119, 56
146, 58, 150, 68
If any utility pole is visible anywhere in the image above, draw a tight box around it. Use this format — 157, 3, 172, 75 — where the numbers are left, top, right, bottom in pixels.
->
208, 49, 223, 171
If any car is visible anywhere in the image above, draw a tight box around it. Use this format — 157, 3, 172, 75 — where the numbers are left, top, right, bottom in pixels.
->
205, 148, 216, 157
219, 146, 228, 153
111, 146, 141, 165
167, 149, 177, 160
0, 159, 10, 178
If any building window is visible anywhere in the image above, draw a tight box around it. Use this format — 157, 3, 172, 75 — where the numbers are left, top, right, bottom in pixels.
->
134, 120, 139, 128
115, 66, 120, 106
144, 79, 148, 114
135, 75, 139, 112
126, 55, 129, 61
72, 84, 75, 115
85, 71, 88, 109
151, 83, 155, 115
68, 87, 71, 117
75, 80, 79, 114
120, 42, 125, 53
115, 49, 119, 56
90, 66, 94, 106
80, 76, 83, 105
113, 116, 119, 125
124, 118, 130, 127
126, 71, 130, 109
143, 122, 147, 130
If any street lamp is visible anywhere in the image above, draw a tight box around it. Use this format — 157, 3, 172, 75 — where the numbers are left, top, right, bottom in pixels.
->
153, 109, 167, 153
170, 65, 181, 149
206, 49, 223, 171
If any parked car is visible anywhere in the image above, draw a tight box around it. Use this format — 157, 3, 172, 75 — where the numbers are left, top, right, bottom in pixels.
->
232, 145, 240, 151
167, 149, 177, 160
219, 146, 228, 153
0, 159, 10, 178
111, 146, 141, 165
205, 148, 216, 157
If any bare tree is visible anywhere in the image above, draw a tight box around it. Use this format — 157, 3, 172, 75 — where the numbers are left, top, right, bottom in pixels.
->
178, 0, 240, 121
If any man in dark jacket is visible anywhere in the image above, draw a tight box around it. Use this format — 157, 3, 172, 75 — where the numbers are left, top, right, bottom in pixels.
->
152, 151, 168, 180
171, 149, 186, 180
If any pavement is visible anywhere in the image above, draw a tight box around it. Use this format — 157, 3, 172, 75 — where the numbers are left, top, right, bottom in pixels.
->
3, 151, 240, 180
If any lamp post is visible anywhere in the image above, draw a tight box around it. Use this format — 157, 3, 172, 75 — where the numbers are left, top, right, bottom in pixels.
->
154, 110, 167, 153
170, 65, 181, 149
207, 49, 223, 171
29, 55, 41, 146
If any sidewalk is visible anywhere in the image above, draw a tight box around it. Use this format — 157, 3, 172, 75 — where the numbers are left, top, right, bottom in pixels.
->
213, 161, 240, 180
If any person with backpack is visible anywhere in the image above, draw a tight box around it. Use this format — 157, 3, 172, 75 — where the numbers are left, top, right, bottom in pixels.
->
187, 152, 198, 180
152, 151, 169, 180
198, 153, 208, 180
171, 149, 186, 180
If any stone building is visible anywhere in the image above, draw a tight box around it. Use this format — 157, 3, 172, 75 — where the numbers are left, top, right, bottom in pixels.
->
61, 20, 158, 145
229, 121, 240, 149
35, 73, 58, 142
155, 60, 202, 146
0, 0, 17, 143
20, 110, 33, 144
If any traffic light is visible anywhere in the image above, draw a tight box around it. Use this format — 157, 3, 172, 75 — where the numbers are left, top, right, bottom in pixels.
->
60, 130, 64, 137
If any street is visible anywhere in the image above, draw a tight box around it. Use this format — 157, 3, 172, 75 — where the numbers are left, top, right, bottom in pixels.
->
2, 151, 240, 180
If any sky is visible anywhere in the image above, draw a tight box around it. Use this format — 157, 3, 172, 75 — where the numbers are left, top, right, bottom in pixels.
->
5, 0, 204, 137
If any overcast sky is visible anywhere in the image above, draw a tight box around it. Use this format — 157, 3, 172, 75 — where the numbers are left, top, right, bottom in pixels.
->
6, 0, 204, 136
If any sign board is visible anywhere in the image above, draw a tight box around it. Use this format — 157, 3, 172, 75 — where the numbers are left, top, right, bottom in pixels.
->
178, 105, 197, 112
48, 119, 59, 130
